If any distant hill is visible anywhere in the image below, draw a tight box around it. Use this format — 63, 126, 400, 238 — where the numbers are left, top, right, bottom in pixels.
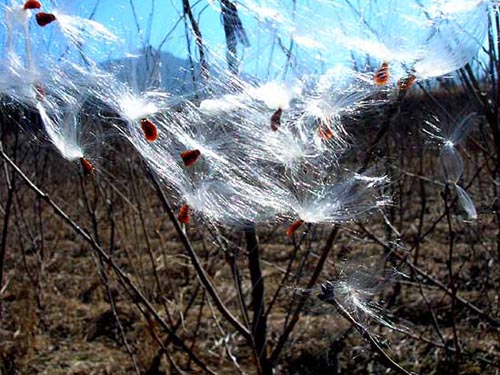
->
102, 47, 202, 95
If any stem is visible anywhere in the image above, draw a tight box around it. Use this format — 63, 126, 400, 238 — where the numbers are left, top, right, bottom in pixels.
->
442, 185, 461, 373
0, 132, 18, 291
182, 0, 208, 79
245, 225, 270, 374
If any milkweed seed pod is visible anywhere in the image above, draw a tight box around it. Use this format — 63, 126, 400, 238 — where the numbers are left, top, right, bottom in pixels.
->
440, 143, 463, 185
455, 184, 478, 220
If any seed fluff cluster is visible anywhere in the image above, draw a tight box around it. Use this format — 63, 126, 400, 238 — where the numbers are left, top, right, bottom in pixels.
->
0, 0, 489, 233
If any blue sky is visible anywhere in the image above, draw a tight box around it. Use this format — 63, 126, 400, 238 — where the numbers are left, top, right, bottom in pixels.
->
0, 0, 490, 82
53, 0, 355, 79
66, 0, 489, 78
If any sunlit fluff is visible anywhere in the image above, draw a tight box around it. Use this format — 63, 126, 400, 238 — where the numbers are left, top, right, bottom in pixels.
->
181, 179, 265, 226
3, 2, 33, 45
4, 2, 32, 23
285, 174, 389, 225
3, 1, 38, 71
199, 80, 301, 115
424, 112, 477, 184
93, 75, 170, 127
0, 51, 40, 105
246, 81, 301, 110
299, 67, 377, 149
314, 262, 398, 328
324, 268, 396, 329
36, 101, 83, 161
160, 102, 239, 172
115, 92, 160, 123
241, 122, 324, 172
33, 60, 110, 165
124, 115, 184, 187
32, 8, 120, 51
412, 1, 488, 78
336, 0, 487, 85
423, 111, 479, 219
455, 184, 478, 220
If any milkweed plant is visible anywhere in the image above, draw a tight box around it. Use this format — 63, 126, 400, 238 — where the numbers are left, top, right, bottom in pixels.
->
0, 0, 494, 372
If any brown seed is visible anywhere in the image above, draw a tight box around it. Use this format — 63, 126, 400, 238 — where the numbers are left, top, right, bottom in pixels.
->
24, 0, 41, 9
286, 220, 304, 237
270, 108, 282, 131
398, 75, 417, 91
374, 62, 390, 86
178, 205, 190, 224
36, 12, 56, 27
318, 124, 333, 140
140, 118, 158, 142
180, 149, 201, 167
80, 157, 94, 176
